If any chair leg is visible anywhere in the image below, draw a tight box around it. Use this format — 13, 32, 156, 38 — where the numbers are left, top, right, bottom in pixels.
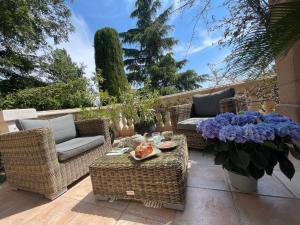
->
45, 187, 67, 200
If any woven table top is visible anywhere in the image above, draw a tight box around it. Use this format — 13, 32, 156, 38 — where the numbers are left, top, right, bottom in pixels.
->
90, 135, 187, 169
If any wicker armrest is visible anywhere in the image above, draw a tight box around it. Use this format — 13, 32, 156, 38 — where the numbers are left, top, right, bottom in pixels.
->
0, 128, 63, 195
75, 118, 111, 143
219, 96, 248, 113
169, 103, 193, 132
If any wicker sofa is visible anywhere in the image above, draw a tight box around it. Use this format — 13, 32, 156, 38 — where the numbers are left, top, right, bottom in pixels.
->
0, 116, 111, 200
169, 90, 247, 150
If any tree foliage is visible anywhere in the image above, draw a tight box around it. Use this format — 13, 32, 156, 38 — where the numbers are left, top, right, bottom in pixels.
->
178, 0, 300, 79
44, 48, 85, 83
0, 78, 93, 111
94, 27, 128, 97
222, 0, 300, 79
121, 0, 206, 93
0, 0, 73, 91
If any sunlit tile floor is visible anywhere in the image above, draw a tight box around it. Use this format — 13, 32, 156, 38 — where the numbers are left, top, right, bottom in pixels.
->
1, 150, 300, 225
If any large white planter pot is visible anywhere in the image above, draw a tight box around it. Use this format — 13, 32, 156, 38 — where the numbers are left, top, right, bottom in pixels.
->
227, 171, 257, 193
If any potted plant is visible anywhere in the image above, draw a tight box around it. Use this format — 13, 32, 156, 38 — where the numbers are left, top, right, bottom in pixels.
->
197, 111, 300, 192
80, 91, 121, 144
120, 89, 159, 135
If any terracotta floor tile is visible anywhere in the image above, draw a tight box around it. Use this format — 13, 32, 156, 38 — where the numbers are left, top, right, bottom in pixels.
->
188, 165, 229, 191
226, 172, 293, 198
0, 188, 50, 225
64, 176, 129, 211
65, 201, 121, 225
124, 202, 175, 224
0, 181, 9, 191
233, 192, 300, 225
274, 171, 300, 199
116, 213, 167, 225
174, 187, 240, 225
19, 197, 80, 225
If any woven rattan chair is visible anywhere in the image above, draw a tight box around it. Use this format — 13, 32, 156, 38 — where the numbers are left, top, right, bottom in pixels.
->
169, 96, 247, 149
0, 118, 111, 200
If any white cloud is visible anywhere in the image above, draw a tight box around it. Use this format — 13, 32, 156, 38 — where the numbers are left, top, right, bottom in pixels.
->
54, 13, 95, 79
174, 32, 221, 57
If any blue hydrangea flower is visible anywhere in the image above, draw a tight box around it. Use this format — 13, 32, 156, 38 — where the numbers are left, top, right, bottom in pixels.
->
263, 113, 292, 124
242, 124, 265, 143
231, 114, 257, 126
241, 111, 264, 119
197, 119, 222, 139
256, 123, 275, 141
273, 122, 290, 137
288, 124, 300, 141
196, 111, 300, 143
219, 125, 247, 143
219, 125, 236, 142
215, 112, 236, 124
274, 122, 300, 141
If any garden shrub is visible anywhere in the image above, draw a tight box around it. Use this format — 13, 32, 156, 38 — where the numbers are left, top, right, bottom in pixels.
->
0, 78, 93, 111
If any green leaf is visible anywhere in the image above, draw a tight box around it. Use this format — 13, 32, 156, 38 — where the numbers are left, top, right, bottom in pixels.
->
265, 167, 274, 176
230, 150, 250, 169
216, 142, 229, 152
293, 143, 300, 152
250, 149, 269, 169
215, 152, 229, 165
279, 157, 295, 180
248, 163, 265, 179
290, 144, 300, 160
263, 141, 280, 151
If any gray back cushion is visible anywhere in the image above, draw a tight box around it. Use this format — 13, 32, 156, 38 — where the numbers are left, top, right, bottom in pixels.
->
192, 88, 235, 117
49, 114, 77, 144
16, 114, 76, 144
16, 119, 50, 130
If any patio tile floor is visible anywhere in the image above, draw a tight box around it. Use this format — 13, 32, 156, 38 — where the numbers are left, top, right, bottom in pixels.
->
0, 150, 300, 225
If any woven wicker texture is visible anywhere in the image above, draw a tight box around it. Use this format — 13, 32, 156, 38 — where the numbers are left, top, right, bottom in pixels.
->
169, 97, 247, 150
0, 118, 111, 199
220, 96, 248, 113
90, 135, 188, 208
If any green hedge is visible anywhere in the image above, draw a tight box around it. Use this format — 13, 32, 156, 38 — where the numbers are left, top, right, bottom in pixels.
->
0, 78, 93, 111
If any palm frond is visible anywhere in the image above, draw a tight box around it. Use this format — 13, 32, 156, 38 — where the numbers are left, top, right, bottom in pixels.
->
226, 1, 300, 78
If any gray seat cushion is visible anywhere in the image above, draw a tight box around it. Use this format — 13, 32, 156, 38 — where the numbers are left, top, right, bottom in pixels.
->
56, 135, 105, 161
177, 118, 212, 131
192, 88, 235, 117
16, 114, 77, 144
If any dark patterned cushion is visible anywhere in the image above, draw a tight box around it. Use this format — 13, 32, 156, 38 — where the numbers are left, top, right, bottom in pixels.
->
192, 88, 235, 117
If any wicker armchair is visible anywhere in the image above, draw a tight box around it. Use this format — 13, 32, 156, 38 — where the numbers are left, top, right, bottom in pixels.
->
169, 97, 247, 149
0, 118, 111, 200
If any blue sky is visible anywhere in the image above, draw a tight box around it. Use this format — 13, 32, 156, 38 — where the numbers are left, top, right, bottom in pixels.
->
57, 0, 230, 87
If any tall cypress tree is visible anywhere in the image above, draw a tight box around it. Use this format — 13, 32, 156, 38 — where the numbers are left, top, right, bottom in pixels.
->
94, 27, 128, 97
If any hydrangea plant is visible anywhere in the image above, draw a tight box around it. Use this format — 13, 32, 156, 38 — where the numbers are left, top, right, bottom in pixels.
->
197, 112, 300, 180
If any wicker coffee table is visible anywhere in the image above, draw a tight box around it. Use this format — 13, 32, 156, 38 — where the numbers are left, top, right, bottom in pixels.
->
89, 135, 188, 210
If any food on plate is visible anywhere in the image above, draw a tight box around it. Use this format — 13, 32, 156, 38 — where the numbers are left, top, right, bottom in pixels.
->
158, 141, 177, 150
135, 143, 153, 158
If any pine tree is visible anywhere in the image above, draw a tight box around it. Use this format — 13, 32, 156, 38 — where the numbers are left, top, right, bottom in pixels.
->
94, 28, 128, 97
121, 0, 206, 93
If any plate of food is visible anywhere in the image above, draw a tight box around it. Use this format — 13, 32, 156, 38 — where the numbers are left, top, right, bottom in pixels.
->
130, 143, 161, 161
157, 141, 178, 150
